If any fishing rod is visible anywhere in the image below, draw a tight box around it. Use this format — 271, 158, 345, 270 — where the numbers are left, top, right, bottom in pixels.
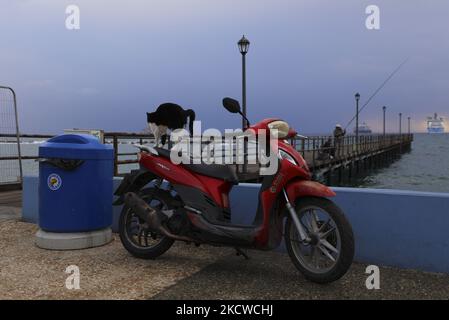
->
344, 57, 409, 130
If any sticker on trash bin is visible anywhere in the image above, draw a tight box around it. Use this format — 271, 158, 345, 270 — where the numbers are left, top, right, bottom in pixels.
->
47, 173, 62, 191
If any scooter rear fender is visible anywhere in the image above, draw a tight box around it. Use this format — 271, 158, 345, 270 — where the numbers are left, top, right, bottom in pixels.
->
113, 168, 157, 205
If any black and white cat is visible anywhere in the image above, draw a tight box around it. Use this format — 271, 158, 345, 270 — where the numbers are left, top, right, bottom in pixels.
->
147, 103, 195, 146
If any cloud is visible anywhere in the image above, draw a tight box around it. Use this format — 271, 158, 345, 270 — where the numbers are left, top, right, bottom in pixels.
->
1, 0, 449, 133
24, 79, 54, 88
77, 87, 98, 96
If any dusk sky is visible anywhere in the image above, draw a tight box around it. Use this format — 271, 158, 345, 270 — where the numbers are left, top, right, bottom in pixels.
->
1, 1, 448, 134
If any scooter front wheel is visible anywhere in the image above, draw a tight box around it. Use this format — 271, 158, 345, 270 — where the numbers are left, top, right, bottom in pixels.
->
284, 197, 354, 284
119, 188, 175, 259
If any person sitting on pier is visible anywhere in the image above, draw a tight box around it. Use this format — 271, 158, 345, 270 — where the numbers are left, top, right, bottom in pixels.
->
317, 138, 335, 160
333, 124, 346, 157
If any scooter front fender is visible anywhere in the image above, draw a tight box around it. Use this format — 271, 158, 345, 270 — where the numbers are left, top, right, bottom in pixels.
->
285, 180, 336, 202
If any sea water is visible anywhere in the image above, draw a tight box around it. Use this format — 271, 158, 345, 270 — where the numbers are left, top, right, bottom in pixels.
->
360, 133, 449, 193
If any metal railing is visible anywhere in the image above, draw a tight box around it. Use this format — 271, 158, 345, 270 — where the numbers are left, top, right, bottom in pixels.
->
0, 132, 413, 181
104, 132, 155, 176
0, 86, 22, 186
0, 132, 155, 177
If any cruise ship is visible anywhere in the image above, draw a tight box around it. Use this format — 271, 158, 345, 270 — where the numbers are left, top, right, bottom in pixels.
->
353, 122, 372, 135
427, 113, 445, 134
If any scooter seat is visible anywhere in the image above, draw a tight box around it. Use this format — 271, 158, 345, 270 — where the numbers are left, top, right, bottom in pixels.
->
153, 147, 172, 159
153, 147, 239, 183
184, 163, 239, 183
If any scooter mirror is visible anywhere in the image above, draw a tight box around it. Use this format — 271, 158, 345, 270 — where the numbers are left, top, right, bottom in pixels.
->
222, 97, 241, 114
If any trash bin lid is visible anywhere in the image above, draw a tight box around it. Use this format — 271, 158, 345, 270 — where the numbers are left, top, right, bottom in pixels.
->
39, 134, 114, 160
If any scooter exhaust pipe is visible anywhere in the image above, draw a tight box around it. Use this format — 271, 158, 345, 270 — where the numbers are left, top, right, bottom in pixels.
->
124, 192, 193, 242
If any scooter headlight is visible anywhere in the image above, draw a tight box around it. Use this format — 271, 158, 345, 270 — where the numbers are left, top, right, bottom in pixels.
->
268, 120, 290, 139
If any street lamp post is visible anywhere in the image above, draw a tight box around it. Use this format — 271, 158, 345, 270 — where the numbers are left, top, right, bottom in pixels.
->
355, 93, 360, 152
408, 116, 411, 135
399, 113, 402, 134
238, 35, 250, 130
382, 106, 386, 136
238, 35, 250, 174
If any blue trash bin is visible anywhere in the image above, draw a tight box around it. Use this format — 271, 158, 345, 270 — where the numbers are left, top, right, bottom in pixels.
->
38, 134, 114, 232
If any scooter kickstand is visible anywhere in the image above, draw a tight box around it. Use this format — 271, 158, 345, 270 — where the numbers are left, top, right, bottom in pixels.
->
235, 247, 250, 260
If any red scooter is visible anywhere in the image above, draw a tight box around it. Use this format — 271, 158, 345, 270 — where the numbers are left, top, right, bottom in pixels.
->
114, 98, 354, 283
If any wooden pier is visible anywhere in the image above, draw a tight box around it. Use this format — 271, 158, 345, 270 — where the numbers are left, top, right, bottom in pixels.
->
0, 190, 21, 220
0, 190, 21, 207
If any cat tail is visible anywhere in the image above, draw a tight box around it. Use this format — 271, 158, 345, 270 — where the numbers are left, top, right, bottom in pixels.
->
186, 109, 196, 136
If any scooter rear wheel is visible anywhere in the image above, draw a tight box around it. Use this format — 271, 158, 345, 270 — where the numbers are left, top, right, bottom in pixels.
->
284, 197, 354, 284
119, 188, 175, 259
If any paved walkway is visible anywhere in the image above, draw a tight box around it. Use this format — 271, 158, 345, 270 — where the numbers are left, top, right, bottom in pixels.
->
154, 250, 449, 300
0, 190, 21, 207
1, 218, 448, 299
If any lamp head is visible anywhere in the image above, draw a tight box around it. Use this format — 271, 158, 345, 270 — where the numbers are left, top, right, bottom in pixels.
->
238, 35, 250, 55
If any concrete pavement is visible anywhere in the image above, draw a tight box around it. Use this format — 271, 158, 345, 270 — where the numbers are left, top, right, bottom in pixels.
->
154, 250, 449, 300
1, 218, 448, 300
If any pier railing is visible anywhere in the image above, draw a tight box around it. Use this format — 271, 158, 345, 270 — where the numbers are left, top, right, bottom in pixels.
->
0, 132, 413, 182
0, 132, 155, 177
292, 133, 413, 171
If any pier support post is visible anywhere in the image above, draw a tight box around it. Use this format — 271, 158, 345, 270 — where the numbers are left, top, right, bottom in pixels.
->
113, 136, 118, 176
348, 162, 352, 182
338, 166, 342, 185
